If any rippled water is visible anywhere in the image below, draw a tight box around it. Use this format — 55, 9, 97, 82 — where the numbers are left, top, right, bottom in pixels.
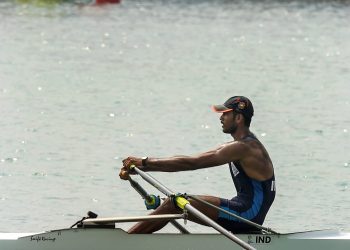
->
0, 0, 349, 234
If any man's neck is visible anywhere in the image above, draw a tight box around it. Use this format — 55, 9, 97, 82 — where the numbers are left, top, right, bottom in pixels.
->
231, 127, 251, 141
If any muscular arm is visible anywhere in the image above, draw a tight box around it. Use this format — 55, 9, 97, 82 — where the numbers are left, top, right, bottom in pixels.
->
119, 141, 249, 180
144, 142, 248, 172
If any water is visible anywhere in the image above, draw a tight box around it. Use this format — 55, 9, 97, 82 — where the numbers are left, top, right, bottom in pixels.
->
0, 0, 349, 234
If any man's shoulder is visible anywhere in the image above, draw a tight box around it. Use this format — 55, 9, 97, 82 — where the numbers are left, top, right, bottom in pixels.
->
221, 140, 251, 154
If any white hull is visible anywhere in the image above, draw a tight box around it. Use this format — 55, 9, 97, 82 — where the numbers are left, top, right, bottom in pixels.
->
1, 228, 349, 250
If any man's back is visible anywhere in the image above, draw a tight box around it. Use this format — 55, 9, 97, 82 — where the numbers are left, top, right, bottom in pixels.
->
235, 133, 274, 181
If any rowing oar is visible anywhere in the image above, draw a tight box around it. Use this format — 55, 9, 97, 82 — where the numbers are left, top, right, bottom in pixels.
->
128, 176, 189, 234
131, 166, 256, 250
187, 194, 279, 235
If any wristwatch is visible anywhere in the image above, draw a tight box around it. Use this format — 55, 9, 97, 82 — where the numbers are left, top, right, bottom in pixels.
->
141, 157, 148, 167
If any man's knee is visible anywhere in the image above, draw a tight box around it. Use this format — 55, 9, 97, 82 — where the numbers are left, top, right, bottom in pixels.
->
157, 198, 180, 212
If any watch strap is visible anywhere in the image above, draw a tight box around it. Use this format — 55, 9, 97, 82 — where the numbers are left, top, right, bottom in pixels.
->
142, 157, 148, 167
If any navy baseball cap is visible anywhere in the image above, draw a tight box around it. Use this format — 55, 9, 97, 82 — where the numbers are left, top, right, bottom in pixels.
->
212, 96, 254, 119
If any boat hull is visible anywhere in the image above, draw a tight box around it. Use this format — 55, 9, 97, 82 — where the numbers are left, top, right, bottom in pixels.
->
1, 228, 349, 250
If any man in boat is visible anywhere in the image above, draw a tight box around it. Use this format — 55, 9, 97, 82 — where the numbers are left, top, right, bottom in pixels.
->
119, 96, 276, 234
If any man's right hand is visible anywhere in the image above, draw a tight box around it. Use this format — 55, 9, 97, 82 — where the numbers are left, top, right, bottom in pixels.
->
119, 156, 142, 180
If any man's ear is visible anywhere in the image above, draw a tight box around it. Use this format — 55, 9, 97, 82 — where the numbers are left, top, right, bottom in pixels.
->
236, 113, 244, 124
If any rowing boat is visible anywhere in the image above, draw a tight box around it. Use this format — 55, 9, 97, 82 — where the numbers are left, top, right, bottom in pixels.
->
1, 167, 349, 250
1, 226, 349, 250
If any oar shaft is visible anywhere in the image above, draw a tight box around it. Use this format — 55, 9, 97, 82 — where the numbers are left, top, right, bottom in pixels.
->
133, 167, 174, 196
133, 167, 256, 250
188, 195, 278, 234
128, 177, 152, 202
185, 204, 255, 250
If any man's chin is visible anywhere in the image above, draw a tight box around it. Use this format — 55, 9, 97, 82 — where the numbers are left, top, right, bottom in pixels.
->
222, 127, 236, 134
222, 128, 230, 134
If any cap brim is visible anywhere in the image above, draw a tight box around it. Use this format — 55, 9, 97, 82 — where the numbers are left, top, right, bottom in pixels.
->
211, 105, 233, 113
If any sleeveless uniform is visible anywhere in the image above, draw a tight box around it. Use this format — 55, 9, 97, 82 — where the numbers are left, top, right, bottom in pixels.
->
217, 134, 276, 233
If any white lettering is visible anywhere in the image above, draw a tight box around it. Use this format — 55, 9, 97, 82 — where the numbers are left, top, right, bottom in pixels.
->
230, 163, 240, 177
271, 181, 276, 192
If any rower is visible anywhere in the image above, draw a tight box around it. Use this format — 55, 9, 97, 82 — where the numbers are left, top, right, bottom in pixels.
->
119, 96, 276, 234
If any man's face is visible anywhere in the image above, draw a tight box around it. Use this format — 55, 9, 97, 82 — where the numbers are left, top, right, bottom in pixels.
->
220, 111, 237, 134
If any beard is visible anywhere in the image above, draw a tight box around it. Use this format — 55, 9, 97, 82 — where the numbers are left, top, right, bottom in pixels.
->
223, 122, 237, 134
